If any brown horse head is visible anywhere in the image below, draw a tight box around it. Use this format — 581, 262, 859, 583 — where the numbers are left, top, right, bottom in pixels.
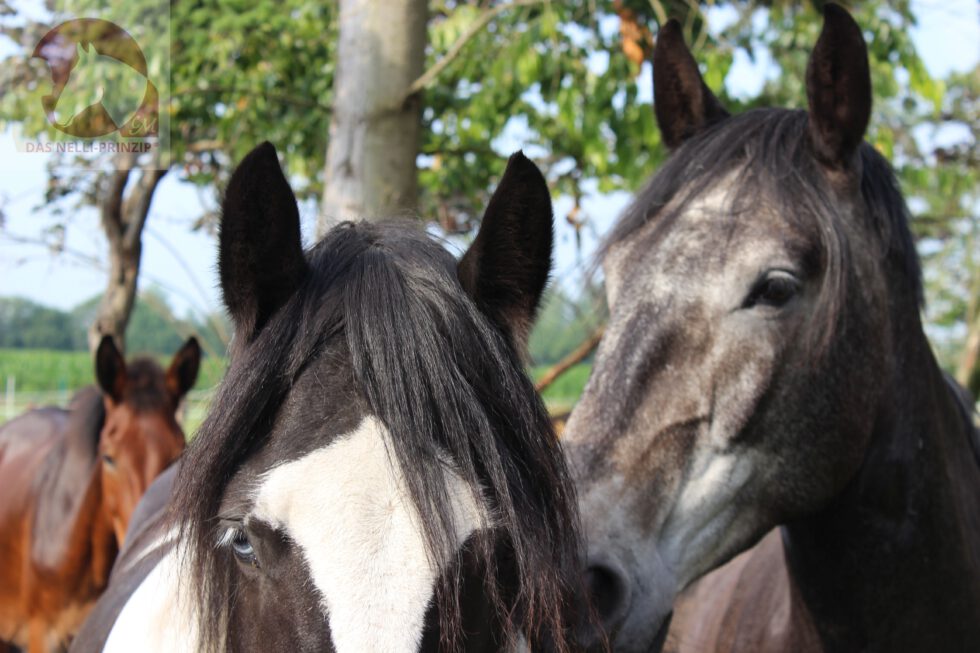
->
94, 335, 200, 545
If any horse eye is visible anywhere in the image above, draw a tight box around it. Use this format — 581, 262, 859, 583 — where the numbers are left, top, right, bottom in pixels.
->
101, 453, 116, 468
744, 272, 800, 310
230, 529, 258, 566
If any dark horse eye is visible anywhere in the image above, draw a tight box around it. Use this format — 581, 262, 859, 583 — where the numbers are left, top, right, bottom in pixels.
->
229, 529, 258, 566
744, 272, 800, 310
101, 453, 116, 467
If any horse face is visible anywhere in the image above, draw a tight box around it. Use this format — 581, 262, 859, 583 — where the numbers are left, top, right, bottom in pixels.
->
202, 353, 489, 652
95, 336, 199, 544
566, 7, 890, 649
155, 143, 574, 652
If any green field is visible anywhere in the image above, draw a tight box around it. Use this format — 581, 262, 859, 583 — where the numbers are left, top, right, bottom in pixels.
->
0, 348, 227, 394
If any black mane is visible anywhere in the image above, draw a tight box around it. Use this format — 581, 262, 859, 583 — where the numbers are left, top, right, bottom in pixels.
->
173, 220, 580, 649
605, 108, 923, 347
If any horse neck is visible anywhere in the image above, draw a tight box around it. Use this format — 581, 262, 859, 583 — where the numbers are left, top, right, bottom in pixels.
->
32, 389, 118, 589
781, 300, 980, 651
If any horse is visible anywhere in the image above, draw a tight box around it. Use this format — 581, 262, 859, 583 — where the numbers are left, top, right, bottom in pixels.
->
69, 141, 583, 652
565, 4, 980, 652
0, 336, 199, 653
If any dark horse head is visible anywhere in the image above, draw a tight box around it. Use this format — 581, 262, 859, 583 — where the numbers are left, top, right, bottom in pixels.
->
566, 5, 980, 651
118, 143, 582, 651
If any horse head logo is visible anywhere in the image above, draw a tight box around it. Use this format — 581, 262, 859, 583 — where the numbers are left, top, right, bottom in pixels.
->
32, 19, 158, 138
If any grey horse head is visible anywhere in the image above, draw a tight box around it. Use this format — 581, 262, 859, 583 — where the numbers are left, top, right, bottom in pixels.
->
566, 5, 927, 650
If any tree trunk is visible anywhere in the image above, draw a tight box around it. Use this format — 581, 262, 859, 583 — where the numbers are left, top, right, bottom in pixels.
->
955, 310, 980, 400
87, 155, 167, 353
317, 0, 428, 236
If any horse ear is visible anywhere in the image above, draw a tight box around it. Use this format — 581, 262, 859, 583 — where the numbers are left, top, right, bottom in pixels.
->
95, 335, 126, 403
219, 141, 307, 337
458, 152, 553, 354
653, 19, 729, 150
166, 337, 200, 401
806, 3, 871, 168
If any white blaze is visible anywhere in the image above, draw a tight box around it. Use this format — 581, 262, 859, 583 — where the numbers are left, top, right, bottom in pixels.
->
252, 416, 485, 653
104, 416, 485, 653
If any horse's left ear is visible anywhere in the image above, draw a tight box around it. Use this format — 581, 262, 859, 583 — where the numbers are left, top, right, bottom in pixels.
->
458, 152, 553, 354
95, 335, 127, 403
806, 3, 872, 168
166, 337, 201, 401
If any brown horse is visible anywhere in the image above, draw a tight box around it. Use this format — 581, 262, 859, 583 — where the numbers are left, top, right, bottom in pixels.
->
0, 336, 199, 653
567, 4, 980, 652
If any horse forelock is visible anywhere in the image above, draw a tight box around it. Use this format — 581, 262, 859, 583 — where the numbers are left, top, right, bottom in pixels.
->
172, 221, 581, 651
118, 358, 173, 412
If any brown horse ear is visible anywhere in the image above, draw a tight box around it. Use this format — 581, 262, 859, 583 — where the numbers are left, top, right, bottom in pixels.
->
806, 3, 871, 168
653, 19, 729, 150
166, 337, 201, 400
219, 142, 307, 338
458, 151, 553, 354
95, 335, 126, 403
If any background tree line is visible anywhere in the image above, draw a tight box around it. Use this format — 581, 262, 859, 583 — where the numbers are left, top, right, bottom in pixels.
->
0, 290, 228, 356
0, 287, 593, 367
0, 0, 976, 395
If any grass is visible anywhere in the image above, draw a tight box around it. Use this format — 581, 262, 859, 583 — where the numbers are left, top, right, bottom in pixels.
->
0, 348, 227, 394
0, 349, 94, 393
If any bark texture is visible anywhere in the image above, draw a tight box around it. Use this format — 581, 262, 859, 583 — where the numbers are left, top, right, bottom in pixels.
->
87, 154, 167, 353
318, 0, 428, 236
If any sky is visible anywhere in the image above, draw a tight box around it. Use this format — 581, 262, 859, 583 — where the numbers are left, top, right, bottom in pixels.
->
0, 0, 977, 319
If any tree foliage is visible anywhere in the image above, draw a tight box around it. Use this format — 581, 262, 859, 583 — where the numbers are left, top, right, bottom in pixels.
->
0, 296, 85, 350
1, 0, 976, 388
529, 284, 604, 365
0, 290, 227, 356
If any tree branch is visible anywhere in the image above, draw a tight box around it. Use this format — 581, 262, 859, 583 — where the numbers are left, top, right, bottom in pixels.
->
400, 0, 548, 104
185, 139, 226, 154
535, 325, 605, 393
100, 159, 132, 245
647, 0, 668, 26
122, 166, 168, 250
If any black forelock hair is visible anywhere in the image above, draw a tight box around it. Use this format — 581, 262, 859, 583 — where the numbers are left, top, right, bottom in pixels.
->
172, 220, 582, 651
604, 108, 923, 352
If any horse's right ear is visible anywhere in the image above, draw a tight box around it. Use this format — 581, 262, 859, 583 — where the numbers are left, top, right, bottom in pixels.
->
805, 3, 871, 169
95, 335, 126, 403
219, 142, 307, 337
653, 19, 729, 149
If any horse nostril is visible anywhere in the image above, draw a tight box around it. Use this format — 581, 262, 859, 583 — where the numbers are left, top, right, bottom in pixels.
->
585, 557, 632, 630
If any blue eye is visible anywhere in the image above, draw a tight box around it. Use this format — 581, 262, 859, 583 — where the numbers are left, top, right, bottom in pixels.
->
229, 529, 257, 566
